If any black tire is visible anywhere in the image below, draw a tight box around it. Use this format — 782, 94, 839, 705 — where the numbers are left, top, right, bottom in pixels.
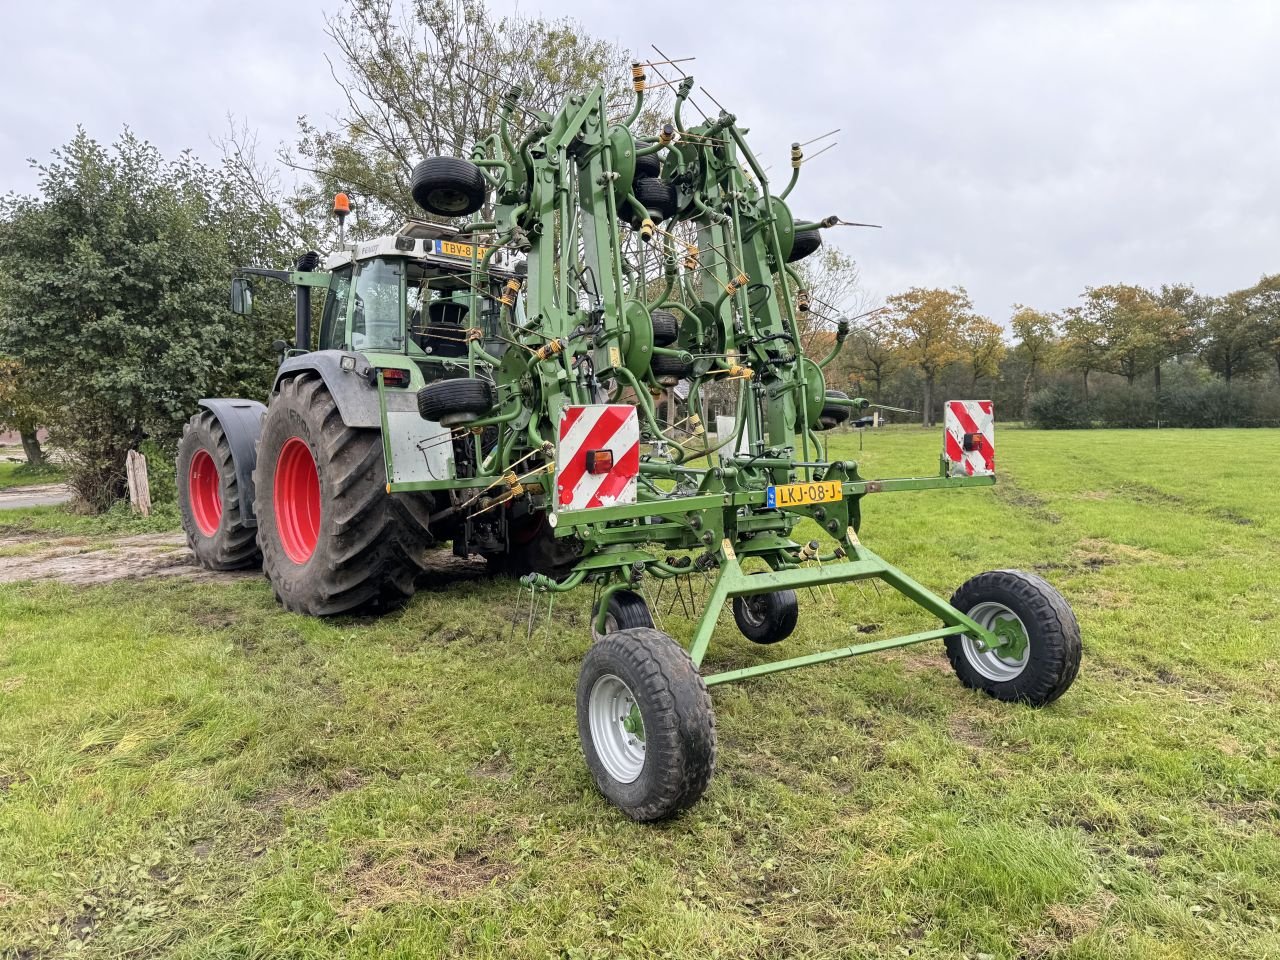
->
410, 157, 488, 217
254, 373, 432, 616
633, 152, 662, 180
650, 309, 679, 347
816, 389, 852, 431
732, 577, 799, 644
417, 377, 496, 427
651, 353, 692, 386
502, 514, 583, 581
945, 570, 1082, 706
787, 228, 822, 263
591, 589, 655, 642
633, 177, 677, 222
176, 410, 262, 571
577, 628, 717, 821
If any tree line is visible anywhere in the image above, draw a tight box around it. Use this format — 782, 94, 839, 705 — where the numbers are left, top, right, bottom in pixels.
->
819, 279, 1280, 428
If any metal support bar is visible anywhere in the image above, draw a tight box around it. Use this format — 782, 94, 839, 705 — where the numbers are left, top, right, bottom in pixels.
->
703, 625, 968, 686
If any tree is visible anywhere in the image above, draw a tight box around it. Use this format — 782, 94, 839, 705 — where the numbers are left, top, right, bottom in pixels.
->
1068, 285, 1186, 389
791, 245, 870, 351
280, 0, 668, 238
1009, 305, 1059, 410
962, 317, 1007, 389
841, 317, 898, 399
1060, 305, 1105, 398
883, 287, 980, 426
1200, 292, 1264, 384
0, 129, 293, 510
0, 358, 50, 466
1153, 283, 1206, 392
1247, 273, 1280, 380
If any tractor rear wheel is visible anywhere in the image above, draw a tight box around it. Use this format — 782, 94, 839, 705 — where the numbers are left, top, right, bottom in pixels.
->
254, 372, 432, 616
945, 570, 1081, 706
577, 627, 717, 821
176, 410, 261, 571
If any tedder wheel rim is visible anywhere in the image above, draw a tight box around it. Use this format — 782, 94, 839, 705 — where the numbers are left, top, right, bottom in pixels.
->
588, 673, 646, 783
961, 601, 1031, 682
740, 595, 768, 628
274, 437, 321, 564
427, 187, 468, 213
188, 448, 223, 537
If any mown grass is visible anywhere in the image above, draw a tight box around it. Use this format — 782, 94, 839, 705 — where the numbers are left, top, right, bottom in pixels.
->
1, 427, 1278, 958
0, 461, 65, 491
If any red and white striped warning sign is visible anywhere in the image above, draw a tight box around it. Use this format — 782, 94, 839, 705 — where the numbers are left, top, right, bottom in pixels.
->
556, 404, 640, 511
943, 400, 995, 477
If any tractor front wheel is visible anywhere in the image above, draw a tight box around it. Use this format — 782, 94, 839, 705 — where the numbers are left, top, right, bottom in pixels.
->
177, 410, 262, 570
254, 373, 432, 616
946, 570, 1081, 706
577, 628, 717, 821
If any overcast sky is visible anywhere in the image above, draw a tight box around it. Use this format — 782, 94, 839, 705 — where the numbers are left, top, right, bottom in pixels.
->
2, 1, 1276, 322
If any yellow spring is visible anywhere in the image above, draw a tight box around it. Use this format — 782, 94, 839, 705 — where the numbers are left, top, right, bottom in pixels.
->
499, 278, 522, 306
683, 244, 699, 271
535, 338, 565, 361
640, 218, 655, 242
659, 123, 675, 145
791, 143, 803, 168
631, 63, 646, 92
725, 271, 750, 295
797, 289, 811, 313
727, 362, 754, 381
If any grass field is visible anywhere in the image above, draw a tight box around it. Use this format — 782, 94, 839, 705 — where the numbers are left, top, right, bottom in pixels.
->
0, 461, 64, 491
1, 427, 1278, 959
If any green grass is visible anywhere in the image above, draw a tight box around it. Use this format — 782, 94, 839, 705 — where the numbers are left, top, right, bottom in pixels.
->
2, 427, 1279, 958
0, 460, 65, 490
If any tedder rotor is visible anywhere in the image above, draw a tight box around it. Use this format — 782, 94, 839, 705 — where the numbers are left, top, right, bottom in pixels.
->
178, 64, 1082, 821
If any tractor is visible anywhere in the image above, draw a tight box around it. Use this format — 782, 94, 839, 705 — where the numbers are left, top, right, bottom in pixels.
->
177, 67, 1081, 821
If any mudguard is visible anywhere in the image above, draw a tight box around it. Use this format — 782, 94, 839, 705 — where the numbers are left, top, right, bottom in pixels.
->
197, 398, 267, 526
273, 350, 383, 428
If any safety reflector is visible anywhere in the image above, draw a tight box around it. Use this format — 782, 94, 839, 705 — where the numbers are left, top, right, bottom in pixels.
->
943, 401, 995, 477
556, 405, 639, 510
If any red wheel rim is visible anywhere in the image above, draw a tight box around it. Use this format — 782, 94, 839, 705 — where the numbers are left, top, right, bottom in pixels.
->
188, 448, 222, 537
274, 437, 320, 564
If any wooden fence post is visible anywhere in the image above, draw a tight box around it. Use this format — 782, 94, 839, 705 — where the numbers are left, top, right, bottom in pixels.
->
126, 449, 152, 517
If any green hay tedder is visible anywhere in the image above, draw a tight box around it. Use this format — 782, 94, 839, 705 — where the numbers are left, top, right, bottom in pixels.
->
177, 65, 1081, 820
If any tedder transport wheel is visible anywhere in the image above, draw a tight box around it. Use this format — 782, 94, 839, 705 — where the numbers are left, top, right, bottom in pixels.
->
633, 177, 678, 222
946, 570, 1082, 706
633, 152, 662, 180
417, 377, 496, 427
577, 628, 717, 821
651, 353, 692, 386
254, 373, 432, 616
816, 390, 852, 431
590, 589, 654, 642
410, 157, 488, 217
650, 309, 679, 347
787, 228, 822, 263
732, 575, 799, 644
176, 410, 261, 570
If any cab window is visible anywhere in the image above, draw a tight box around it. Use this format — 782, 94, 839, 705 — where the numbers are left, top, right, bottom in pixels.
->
318, 265, 352, 351
350, 258, 405, 352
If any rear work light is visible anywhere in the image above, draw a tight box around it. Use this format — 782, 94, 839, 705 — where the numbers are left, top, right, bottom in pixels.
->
585, 449, 614, 474
375, 368, 412, 388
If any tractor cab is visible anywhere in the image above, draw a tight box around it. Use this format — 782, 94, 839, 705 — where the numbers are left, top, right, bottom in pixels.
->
315, 221, 521, 371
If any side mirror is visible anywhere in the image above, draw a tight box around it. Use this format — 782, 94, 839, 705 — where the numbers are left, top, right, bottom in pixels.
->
229, 277, 253, 315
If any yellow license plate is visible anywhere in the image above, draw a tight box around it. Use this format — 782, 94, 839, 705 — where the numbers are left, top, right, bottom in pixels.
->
767, 480, 843, 509
436, 240, 488, 260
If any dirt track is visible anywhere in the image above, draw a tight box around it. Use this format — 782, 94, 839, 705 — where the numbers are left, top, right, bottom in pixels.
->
0, 532, 252, 585
0, 531, 490, 587
0, 482, 72, 509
